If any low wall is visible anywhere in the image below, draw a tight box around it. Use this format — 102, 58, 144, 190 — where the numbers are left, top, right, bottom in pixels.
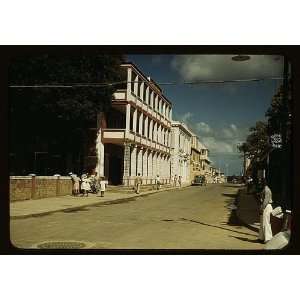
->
10, 176, 72, 202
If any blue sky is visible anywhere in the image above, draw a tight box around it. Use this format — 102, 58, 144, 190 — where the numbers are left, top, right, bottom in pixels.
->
127, 55, 283, 175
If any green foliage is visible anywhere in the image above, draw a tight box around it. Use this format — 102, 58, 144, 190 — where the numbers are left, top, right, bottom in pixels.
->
238, 121, 271, 162
9, 53, 125, 174
265, 83, 292, 142
9, 54, 125, 122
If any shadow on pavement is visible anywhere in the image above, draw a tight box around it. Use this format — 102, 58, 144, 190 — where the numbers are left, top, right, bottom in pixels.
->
228, 235, 263, 244
225, 190, 260, 234
222, 193, 237, 198
180, 218, 257, 237
63, 207, 90, 213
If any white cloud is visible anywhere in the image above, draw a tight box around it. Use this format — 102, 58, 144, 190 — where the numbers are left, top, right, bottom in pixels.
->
195, 122, 212, 134
221, 123, 238, 139
222, 128, 234, 139
171, 55, 283, 81
202, 137, 234, 153
230, 124, 237, 131
180, 112, 193, 123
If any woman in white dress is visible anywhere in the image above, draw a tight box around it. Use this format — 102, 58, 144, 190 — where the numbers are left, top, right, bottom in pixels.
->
258, 179, 273, 243
81, 174, 91, 197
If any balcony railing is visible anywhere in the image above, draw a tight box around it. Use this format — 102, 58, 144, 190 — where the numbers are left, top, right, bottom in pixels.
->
102, 128, 170, 154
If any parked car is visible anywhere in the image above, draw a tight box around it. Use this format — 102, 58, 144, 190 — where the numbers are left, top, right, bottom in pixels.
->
192, 175, 206, 186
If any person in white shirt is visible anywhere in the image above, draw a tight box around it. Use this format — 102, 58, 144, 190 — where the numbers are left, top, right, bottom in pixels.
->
156, 175, 161, 190
81, 174, 91, 197
258, 179, 273, 243
99, 177, 108, 197
174, 175, 178, 187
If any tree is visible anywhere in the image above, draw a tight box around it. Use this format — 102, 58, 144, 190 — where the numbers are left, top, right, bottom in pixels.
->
238, 121, 271, 162
9, 52, 125, 175
265, 83, 292, 143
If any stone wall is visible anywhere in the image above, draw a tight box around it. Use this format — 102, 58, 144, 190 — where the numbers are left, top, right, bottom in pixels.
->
10, 176, 72, 202
10, 176, 32, 201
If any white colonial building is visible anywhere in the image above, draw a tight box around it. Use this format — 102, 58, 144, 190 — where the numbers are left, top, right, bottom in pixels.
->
96, 63, 173, 185
170, 121, 193, 183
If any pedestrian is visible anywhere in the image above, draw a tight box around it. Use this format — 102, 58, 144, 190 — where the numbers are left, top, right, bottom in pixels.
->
90, 173, 98, 194
174, 174, 178, 187
135, 173, 142, 194
69, 172, 79, 196
99, 176, 108, 197
178, 175, 182, 188
258, 178, 273, 243
247, 176, 253, 194
156, 174, 161, 190
80, 173, 91, 197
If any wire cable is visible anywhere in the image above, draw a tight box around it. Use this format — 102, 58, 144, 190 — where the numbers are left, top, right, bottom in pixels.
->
9, 77, 284, 88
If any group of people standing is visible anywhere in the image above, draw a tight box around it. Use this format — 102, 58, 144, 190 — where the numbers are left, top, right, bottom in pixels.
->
134, 174, 183, 194
69, 172, 108, 197
172, 174, 182, 187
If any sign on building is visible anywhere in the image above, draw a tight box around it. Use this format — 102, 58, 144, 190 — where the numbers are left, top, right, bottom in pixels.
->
270, 134, 282, 149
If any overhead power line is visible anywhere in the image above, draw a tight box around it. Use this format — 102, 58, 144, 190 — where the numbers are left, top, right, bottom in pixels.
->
9, 77, 284, 88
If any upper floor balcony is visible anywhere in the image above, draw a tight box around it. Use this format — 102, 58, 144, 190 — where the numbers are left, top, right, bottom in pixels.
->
112, 89, 171, 128
102, 128, 171, 154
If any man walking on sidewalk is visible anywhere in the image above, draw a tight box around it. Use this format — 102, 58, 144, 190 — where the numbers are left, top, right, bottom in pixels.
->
174, 175, 178, 187
258, 179, 273, 243
135, 173, 142, 194
155, 174, 161, 190
178, 176, 182, 188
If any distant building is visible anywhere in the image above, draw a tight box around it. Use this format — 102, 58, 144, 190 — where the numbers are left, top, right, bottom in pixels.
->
170, 121, 192, 184
190, 135, 202, 180
199, 143, 212, 181
96, 63, 173, 185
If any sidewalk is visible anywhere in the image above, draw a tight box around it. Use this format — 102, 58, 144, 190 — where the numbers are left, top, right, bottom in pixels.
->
236, 188, 260, 232
10, 184, 190, 219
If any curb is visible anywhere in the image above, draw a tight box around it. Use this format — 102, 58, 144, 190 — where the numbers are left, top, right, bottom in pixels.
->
11, 185, 191, 220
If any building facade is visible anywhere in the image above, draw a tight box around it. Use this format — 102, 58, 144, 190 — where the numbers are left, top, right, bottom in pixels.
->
190, 135, 202, 181
199, 144, 213, 182
170, 121, 192, 184
96, 63, 173, 185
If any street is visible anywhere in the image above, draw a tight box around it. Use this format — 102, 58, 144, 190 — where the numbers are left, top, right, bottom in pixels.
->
10, 184, 263, 250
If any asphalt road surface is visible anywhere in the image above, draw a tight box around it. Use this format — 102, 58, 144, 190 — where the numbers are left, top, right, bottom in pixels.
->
10, 184, 263, 250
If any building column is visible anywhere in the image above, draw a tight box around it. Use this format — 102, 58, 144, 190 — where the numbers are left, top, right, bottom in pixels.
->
149, 119, 153, 140
140, 81, 144, 101
125, 103, 131, 133
158, 124, 161, 144
144, 116, 148, 138
96, 129, 105, 177
167, 156, 171, 180
148, 150, 153, 179
143, 149, 148, 179
157, 152, 161, 176
139, 113, 143, 135
161, 154, 165, 180
130, 145, 137, 179
134, 76, 138, 95
127, 67, 132, 94
153, 151, 157, 178
145, 86, 149, 105
123, 143, 131, 185
137, 147, 143, 176
133, 108, 137, 133
164, 155, 167, 180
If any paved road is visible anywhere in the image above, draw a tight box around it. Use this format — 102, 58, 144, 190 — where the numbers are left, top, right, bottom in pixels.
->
10, 184, 263, 250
